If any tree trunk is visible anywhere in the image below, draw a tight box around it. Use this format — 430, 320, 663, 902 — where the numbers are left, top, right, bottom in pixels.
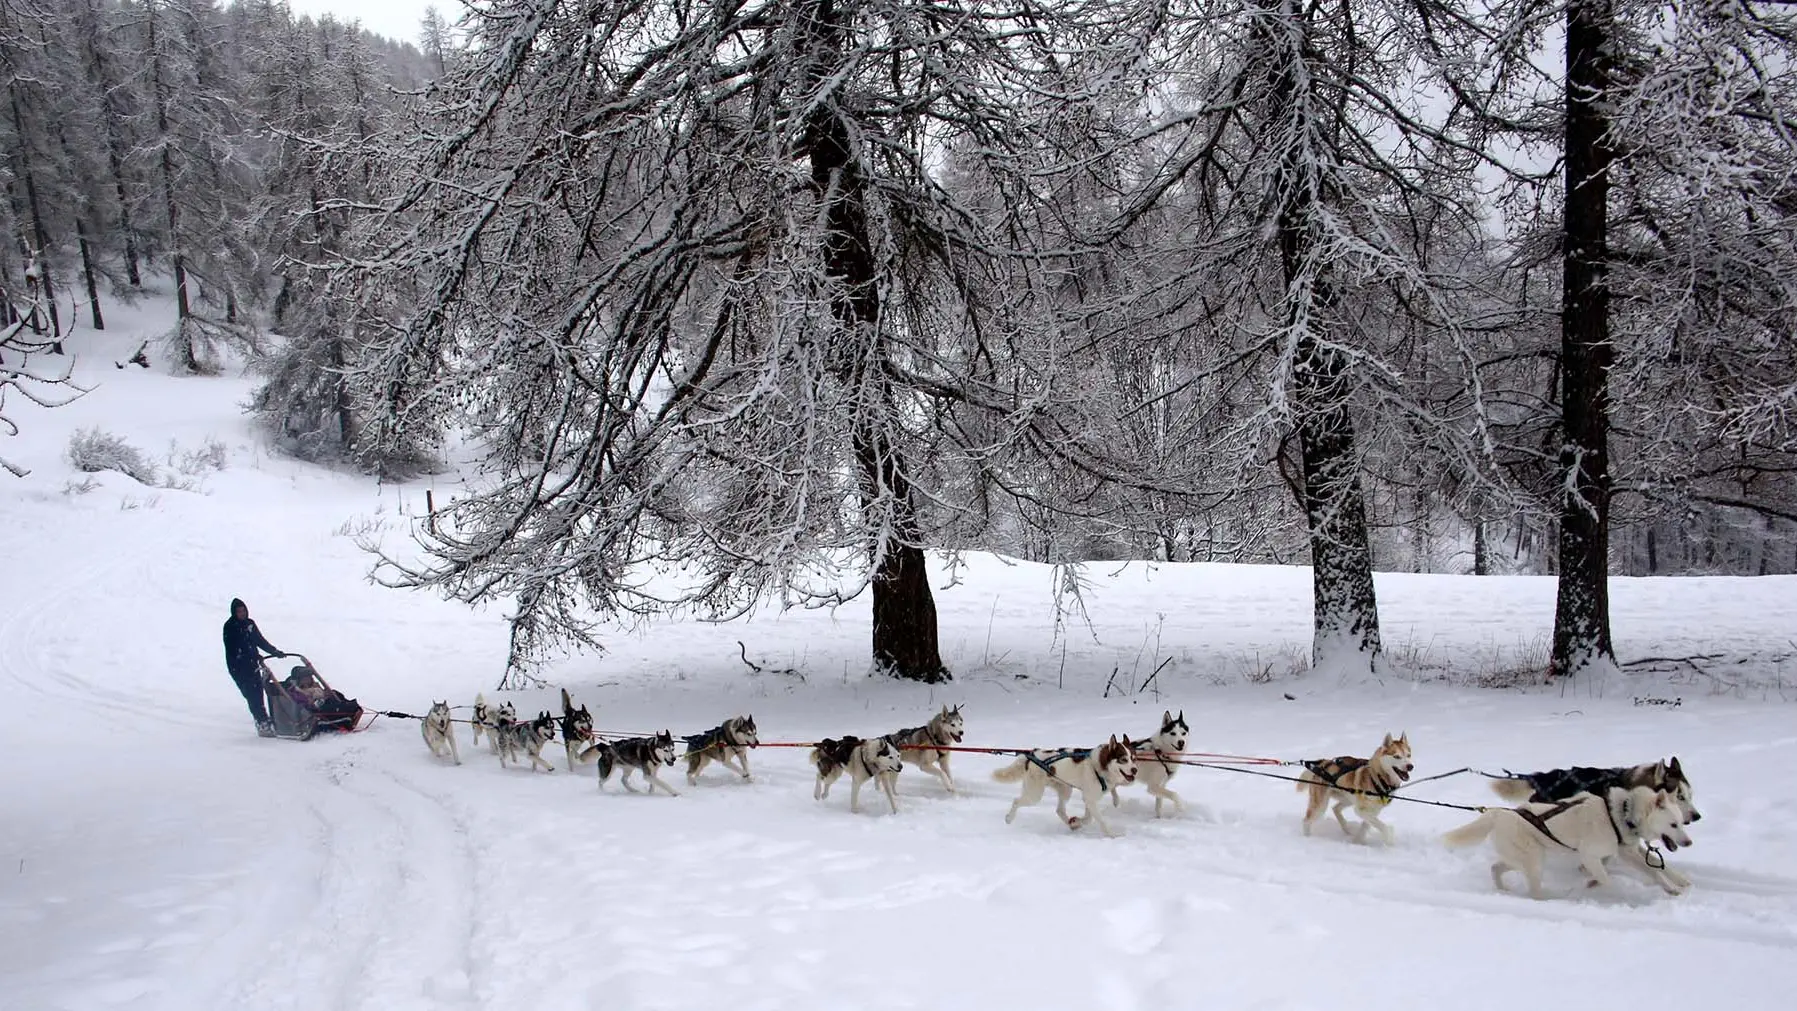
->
76, 222, 103, 331
1292, 333, 1383, 673
1552, 0, 1617, 678
1272, 4, 1381, 676
803, 0, 946, 682
1474, 519, 1490, 575
80, 0, 141, 287
56, 123, 105, 330
146, 8, 196, 370
9, 91, 62, 350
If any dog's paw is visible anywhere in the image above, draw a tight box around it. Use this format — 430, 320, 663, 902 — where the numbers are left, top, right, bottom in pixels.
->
1066, 815, 1082, 831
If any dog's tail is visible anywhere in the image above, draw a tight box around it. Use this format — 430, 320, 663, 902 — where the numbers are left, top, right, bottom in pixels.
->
1488, 777, 1533, 803
593, 746, 616, 782
991, 755, 1030, 784
1441, 810, 1497, 849
475, 691, 486, 708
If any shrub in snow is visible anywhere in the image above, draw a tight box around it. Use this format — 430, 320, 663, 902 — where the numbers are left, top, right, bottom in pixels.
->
66, 428, 158, 485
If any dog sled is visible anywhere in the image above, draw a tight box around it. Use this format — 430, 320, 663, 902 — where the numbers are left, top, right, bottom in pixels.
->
261, 655, 365, 740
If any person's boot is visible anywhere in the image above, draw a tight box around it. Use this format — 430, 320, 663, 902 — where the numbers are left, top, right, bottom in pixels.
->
256, 720, 276, 738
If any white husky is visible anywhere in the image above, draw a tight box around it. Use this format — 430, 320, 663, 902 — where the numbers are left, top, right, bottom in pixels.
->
993, 736, 1140, 837
420, 700, 460, 765
1442, 786, 1693, 899
1113, 710, 1188, 817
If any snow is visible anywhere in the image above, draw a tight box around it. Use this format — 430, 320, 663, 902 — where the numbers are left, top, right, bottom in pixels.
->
4, 298, 1797, 1010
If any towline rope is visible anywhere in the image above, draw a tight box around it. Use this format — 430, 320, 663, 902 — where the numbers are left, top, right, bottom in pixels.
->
1175, 760, 1490, 813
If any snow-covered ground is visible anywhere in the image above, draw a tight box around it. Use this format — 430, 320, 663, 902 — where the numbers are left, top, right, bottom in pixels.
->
4, 298, 1797, 1010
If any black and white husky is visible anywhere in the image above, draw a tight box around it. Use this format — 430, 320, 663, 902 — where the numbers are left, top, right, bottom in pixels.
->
559, 688, 596, 772
496, 710, 558, 773
683, 715, 759, 785
1113, 710, 1187, 817
420, 700, 461, 765
472, 693, 515, 753
588, 731, 681, 796
882, 704, 965, 795
811, 736, 904, 814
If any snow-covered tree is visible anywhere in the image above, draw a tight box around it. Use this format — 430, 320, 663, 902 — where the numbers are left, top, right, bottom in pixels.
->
350, 0, 1187, 682
1088, 0, 1508, 677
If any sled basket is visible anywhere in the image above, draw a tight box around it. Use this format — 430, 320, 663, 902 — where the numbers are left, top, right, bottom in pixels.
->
261, 655, 365, 741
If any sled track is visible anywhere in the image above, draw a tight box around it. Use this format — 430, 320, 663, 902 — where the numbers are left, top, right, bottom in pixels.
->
0, 524, 484, 1011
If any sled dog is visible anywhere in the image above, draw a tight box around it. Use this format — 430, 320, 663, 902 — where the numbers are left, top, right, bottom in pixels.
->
420, 700, 461, 765
1297, 732, 1414, 845
588, 731, 680, 796
683, 716, 759, 785
472, 693, 515, 753
559, 688, 596, 772
1113, 710, 1188, 818
496, 710, 558, 773
882, 704, 965, 795
993, 735, 1140, 838
1489, 757, 1698, 830
1489, 757, 1698, 890
811, 735, 904, 814
1442, 785, 1693, 899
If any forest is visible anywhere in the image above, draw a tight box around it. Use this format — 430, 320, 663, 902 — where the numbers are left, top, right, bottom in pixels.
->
4, 0, 1796, 685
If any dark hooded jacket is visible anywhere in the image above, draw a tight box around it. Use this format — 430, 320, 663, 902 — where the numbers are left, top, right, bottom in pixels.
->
223, 598, 283, 674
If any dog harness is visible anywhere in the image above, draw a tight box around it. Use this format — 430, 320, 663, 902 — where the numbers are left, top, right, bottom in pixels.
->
1023, 748, 1109, 793
1514, 766, 1631, 803
890, 718, 956, 756
1513, 796, 1630, 849
1513, 798, 1584, 849
683, 721, 745, 755
1131, 735, 1178, 775
1301, 756, 1396, 806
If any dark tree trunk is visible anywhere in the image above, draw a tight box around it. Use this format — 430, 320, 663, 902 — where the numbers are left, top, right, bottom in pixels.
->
802, 0, 946, 682
10, 91, 62, 351
79, 0, 141, 287
1474, 520, 1490, 575
330, 334, 360, 450
1271, 6, 1381, 675
1552, 0, 1617, 677
54, 123, 106, 331
76, 222, 103, 331
1292, 332, 1382, 671
146, 9, 197, 370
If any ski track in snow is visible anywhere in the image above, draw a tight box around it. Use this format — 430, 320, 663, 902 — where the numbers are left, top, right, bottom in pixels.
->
5, 311, 1797, 1009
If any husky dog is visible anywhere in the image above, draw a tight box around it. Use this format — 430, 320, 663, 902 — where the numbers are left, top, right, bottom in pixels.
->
1490, 757, 1698, 829
420, 700, 461, 765
682, 715, 759, 785
1297, 732, 1415, 845
559, 688, 596, 772
588, 731, 680, 796
1489, 757, 1699, 890
993, 736, 1140, 838
496, 710, 558, 773
472, 693, 515, 753
811, 736, 905, 814
882, 704, 965, 795
1113, 710, 1188, 818
1442, 786, 1694, 899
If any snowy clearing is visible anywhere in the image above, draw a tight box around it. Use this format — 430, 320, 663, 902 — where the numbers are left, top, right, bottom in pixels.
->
4, 312, 1797, 1010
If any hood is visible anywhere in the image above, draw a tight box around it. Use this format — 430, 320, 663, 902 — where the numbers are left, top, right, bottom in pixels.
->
230, 598, 247, 617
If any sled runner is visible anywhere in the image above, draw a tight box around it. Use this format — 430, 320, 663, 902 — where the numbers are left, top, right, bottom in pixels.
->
261, 655, 365, 740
